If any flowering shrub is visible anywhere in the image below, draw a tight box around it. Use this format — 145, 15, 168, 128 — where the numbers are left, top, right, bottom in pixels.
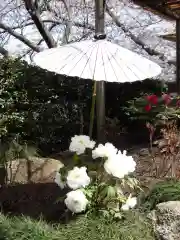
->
144, 94, 180, 121
122, 93, 180, 179
124, 93, 180, 125
55, 135, 140, 219
127, 93, 180, 178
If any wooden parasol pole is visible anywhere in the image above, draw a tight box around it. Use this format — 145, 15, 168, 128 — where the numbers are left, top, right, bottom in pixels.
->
176, 18, 180, 94
94, 0, 106, 143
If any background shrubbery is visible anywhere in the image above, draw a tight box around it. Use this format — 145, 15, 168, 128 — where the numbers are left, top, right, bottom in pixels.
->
0, 57, 166, 155
0, 58, 92, 154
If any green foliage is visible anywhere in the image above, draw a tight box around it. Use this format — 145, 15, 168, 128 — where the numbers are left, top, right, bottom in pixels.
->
0, 57, 164, 154
0, 58, 29, 139
120, 83, 166, 120
123, 94, 180, 125
0, 138, 38, 165
0, 137, 38, 184
0, 58, 92, 154
122, 96, 158, 122
0, 212, 155, 240
141, 179, 180, 211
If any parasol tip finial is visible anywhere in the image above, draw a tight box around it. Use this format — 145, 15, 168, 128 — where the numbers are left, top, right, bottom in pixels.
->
94, 33, 106, 40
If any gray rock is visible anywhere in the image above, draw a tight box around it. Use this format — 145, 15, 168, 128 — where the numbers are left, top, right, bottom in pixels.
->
6, 157, 64, 184
139, 148, 150, 156
150, 201, 180, 240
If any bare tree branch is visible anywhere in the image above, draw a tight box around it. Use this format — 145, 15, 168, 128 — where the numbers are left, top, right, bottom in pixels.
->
0, 46, 9, 57
61, 18, 95, 31
24, 0, 56, 48
0, 0, 174, 75
0, 19, 95, 34
0, 22, 41, 52
61, 0, 72, 44
106, 4, 166, 61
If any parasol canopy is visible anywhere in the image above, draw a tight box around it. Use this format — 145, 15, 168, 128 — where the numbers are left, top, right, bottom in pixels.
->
33, 38, 162, 143
33, 39, 161, 82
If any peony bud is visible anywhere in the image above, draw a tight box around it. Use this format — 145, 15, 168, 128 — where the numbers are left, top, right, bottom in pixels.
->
146, 95, 158, 105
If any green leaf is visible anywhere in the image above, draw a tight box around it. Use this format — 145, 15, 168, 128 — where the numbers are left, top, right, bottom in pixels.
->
88, 170, 97, 181
115, 185, 123, 196
98, 184, 108, 199
99, 185, 117, 202
73, 153, 80, 164
82, 188, 95, 199
114, 212, 123, 220
98, 209, 110, 218
107, 186, 116, 199
54, 196, 65, 204
124, 177, 140, 189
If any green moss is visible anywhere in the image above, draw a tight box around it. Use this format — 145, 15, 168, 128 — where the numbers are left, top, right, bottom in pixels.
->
142, 179, 180, 210
0, 212, 155, 240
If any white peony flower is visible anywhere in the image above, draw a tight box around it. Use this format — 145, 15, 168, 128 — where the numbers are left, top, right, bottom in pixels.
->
104, 158, 126, 178
117, 150, 136, 174
92, 143, 118, 159
104, 150, 136, 179
64, 189, 88, 213
67, 166, 90, 190
69, 135, 96, 155
55, 171, 66, 189
121, 196, 137, 211
121, 203, 130, 211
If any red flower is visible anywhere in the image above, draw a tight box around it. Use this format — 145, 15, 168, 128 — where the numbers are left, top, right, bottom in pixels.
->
162, 94, 171, 105
145, 104, 152, 112
146, 95, 158, 105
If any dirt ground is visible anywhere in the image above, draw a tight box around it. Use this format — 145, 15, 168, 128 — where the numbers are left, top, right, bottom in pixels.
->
0, 183, 69, 222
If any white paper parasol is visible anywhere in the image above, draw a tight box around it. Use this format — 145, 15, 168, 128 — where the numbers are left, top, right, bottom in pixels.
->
33, 38, 161, 142
33, 39, 161, 82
